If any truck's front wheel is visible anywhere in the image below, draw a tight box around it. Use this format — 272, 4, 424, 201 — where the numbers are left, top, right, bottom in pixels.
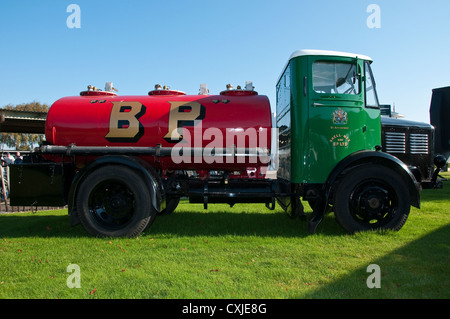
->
76, 165, 155, 237
333, 164, 411, 233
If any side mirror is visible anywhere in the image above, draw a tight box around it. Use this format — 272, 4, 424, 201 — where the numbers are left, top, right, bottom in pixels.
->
352, 72, 360, 84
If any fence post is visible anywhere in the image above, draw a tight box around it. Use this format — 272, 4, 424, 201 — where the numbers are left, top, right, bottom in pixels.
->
0, 165, 8, 212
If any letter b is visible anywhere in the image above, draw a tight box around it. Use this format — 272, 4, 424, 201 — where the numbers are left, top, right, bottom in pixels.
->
105, 101, 146, 142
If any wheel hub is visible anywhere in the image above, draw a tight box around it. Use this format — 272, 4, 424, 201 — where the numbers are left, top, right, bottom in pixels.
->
105, 194, 132, 218
89, 181, 135, 227
368, 197, 381, 209
351, 183, 392, 222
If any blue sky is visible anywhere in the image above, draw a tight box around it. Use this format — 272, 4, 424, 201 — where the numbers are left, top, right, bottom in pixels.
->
0, 0, 449, 123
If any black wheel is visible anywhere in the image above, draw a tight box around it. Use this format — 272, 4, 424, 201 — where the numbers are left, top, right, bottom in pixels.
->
76, 165, 155, 237
333, 164, 410, 233
157, 196, 180, 215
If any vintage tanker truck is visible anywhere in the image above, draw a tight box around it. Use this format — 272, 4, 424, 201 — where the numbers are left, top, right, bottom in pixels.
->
10, 49, 441, 237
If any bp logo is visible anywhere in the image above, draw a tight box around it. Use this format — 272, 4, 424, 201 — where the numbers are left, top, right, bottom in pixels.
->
332, 108, 348, 125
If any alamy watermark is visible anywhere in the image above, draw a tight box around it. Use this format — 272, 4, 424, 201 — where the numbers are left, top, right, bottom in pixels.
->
66, 4, 81, 29
66, 263, 81, 288
366, 264, 381, 288
168, 121, 275, 169
367, 4, 381, 29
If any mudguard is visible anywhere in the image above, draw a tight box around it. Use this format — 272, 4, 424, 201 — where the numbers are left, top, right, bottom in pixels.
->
308, 150, 421, 233
327, 150, 420, 208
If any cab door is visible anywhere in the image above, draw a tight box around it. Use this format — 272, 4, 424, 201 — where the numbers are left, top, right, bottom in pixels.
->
363, 60, 382, 150
306, 56, 375, 183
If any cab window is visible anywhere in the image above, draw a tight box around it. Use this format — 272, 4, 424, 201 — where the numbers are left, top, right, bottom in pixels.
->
313, 61, 360, 95
364, 61, 379, 108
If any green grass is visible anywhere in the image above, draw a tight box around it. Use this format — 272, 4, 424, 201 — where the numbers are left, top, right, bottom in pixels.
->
1, 173, 449, 299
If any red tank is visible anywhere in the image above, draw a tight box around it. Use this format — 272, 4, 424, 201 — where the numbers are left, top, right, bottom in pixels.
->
45, 87, 272, 174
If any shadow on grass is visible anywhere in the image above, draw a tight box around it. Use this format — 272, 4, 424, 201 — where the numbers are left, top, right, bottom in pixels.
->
300, 223, 450, 299
2, 175, 449, 240
147, 210, 344, 238
0, 211, 83, 238
0, 208, 346, 239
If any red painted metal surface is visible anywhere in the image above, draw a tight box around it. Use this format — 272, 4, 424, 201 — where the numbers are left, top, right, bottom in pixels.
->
45, 90, 272, 173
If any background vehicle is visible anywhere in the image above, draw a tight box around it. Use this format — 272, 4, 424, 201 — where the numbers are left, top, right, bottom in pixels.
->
381, 115, 441, 189
10, 50, 437, 237
378, 85, 450, 190
430, 86, 450, 165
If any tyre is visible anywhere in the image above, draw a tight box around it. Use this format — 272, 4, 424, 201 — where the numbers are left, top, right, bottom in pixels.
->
157, 196, 180, 215
76, 165, 155, 237
333, 164, 410, 233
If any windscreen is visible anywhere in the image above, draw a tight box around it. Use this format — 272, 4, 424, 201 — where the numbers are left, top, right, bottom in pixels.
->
313, 61, 360, 95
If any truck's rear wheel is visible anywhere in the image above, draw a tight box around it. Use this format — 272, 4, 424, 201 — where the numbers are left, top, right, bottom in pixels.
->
333, 164, 410, 233
76, 165, 155, 237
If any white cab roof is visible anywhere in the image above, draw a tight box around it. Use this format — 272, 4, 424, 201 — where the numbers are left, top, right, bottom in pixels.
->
289, 49, 372, 62
277, 49, 373, 85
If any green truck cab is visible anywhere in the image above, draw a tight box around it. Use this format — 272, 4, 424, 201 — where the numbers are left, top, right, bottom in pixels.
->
276, 50, 422, 233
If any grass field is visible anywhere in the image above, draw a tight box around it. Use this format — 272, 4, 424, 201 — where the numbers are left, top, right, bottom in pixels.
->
0, 173, 449, 299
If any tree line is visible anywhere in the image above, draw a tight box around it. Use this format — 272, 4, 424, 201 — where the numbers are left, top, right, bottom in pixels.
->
1, 101, 49, 151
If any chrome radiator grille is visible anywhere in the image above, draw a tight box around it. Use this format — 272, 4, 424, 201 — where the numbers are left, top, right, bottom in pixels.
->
381, 116, 434, 183
385, 132, 406, 153
410, 133, 429, 154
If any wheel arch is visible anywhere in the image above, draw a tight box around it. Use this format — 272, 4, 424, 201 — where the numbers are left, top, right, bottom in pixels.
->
68, 155, 165, 226
326, 150, 421, 209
